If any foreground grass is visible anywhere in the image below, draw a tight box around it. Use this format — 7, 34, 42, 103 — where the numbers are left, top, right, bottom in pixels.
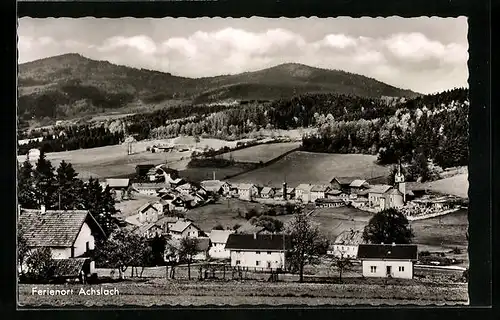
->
18, 279, 468, 306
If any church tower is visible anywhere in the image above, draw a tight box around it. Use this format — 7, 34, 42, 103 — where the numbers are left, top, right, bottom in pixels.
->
394, 161, 406, 203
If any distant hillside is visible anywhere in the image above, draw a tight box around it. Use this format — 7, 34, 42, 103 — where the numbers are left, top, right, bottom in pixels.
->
18, 53, 420, 121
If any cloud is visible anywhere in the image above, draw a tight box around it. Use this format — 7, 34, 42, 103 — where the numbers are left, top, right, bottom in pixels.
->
17, 28, 468, 94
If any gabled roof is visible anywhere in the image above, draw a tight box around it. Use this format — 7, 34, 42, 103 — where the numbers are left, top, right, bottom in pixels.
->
330, 177, 353, 185
138, 202, 158, 213
236, 221, 265, 234
385, 188, 403, 196
176, 183, 193, 190
18, 208, 105, 247
296, 183, 313, 192
260, 187, 275, 194
225, 234, 292, 251
200, 180, 224, 191
311, 184, 331, 192
235, 183, 255, 190
357, 244, 418, 260
105, 178, 130, 188
326, 189, 342, 195
349, 179, 368, 188
209, 230, 234, 244
368, 184, 393, 194
169, 220, 199, 233
334, 229, 364, 245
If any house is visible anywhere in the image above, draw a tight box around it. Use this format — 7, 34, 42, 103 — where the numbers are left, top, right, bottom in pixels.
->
138, 203, 160, 224
368, 185, 393, 207
260, 187, 276, 199
234, 183, 259, 201
176, 182, 195, 194
134, 222, 165, 239
132, 183, 171, 196
225, 233, 292, 271
357, 244, 418, 279
200, 180, 232, 196
405, 182, 428, 199
295, 184, 313, 203
349, 179, 370, 194
105, 178, 131, 201
329, 177, 353, 191
168, 220, 201, 239
18, 207, 106, 278
325, 189, 343, 199
310, 184, 331, 202
328, 229, 364, 258
208, 230, 235, 259
27, 148, 41, 161
147, 164, 181, 183
315, 198, 345, 208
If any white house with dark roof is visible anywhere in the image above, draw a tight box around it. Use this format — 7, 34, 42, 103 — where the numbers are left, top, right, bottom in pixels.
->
233, 183, 259, 201
18, 207, 105, 277
18, 207, 105, 259
357, 244, 418, 279
225, 233, 292, 271
259, 187, 276, 199
208, 229, 235, 259
200, 180, 231, 196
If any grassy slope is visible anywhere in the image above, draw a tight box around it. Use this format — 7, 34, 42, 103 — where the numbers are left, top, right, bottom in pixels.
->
426, 174, 469, 198
220, 142, 301, 163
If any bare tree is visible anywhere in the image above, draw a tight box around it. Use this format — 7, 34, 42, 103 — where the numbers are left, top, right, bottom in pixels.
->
330, 252, 353, 283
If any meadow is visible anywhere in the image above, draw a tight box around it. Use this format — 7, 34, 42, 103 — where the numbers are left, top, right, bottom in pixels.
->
426, 174, 468, 198
228, 151, 390, 188
18, 278, 468, 306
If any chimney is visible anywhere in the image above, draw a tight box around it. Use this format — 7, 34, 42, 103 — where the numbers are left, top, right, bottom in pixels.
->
40, 204, 46, 214
213, 171, 216, 181
253, 232, 257, 240
283, 182, 287, 200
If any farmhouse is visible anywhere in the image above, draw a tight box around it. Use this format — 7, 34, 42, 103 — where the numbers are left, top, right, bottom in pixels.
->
18, 207, 105, 278
105, 178, 131, 201
134, 222, 165, 239
310, 184, 332, 202
208, 230, 235, 259
368, 185, 393, 207
225, 233, 292, 271
328, 229, 364, 258
295, 184, 313, 203
357, 244, 418, 279
137, 200, 168, 224
169, 220, 202, 239
349, 179, 370, 194
260, 187, 276, 199
147, 165, 181, 184
329, 177, 353, 191
176, 182, 195, 194
315, 198, 345, 208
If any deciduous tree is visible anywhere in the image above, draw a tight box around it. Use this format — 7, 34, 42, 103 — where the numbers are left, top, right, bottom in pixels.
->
362, 208, 414, 244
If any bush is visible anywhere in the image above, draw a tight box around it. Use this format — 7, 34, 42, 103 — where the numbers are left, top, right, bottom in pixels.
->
452, 247, 462, 254
419, 251, 430, 256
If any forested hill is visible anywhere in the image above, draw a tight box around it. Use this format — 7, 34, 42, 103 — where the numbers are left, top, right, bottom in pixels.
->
18, 53, 419, 121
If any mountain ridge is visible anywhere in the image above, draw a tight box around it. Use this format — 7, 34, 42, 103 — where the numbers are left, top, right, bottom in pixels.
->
18, 53, 420, 121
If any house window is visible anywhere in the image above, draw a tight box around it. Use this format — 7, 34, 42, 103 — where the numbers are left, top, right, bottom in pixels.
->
256, 261, 260, 266
236, 260, 240, 265
399, 266, 405, 272
267, 261, 272, 268
267, 251, 272, 255
256, 251, 261, 254
86, 241, 90, 252
370, 266, 377, 273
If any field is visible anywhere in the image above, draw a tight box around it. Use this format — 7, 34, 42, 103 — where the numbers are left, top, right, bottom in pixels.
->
16, 137, 251, 179
228, 151, 390, 188
426, 173, 468, 198
18, 278, 468, 306
220, 142, 301, 163
184, 198, 269, 231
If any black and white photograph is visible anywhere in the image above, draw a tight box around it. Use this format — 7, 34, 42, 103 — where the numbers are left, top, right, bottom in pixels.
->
17, 16, 470, 306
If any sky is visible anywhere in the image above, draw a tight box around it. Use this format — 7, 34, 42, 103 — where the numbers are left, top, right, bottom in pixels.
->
17, 17, 468, 94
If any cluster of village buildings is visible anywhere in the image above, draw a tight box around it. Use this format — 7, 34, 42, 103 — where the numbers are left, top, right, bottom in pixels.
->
17, 164, 455, 283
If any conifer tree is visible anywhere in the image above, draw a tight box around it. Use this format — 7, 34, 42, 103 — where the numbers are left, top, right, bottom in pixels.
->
17, 159, 38, 209
32, 151, 56, 208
